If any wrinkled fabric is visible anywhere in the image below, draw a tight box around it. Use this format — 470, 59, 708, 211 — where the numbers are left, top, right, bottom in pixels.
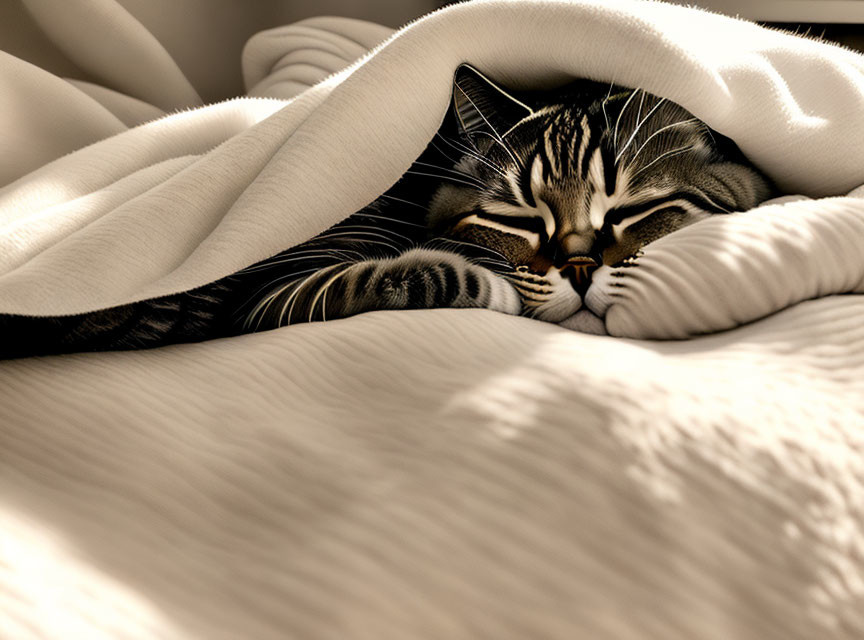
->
1, 2, 863, 638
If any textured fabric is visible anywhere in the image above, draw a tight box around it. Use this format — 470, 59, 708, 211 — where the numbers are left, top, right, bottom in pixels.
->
2, 303, 864, 639
242, 16, 394, 99
2, 1, 864, 638
579, 192, 864, 338
3, 0, 864, 325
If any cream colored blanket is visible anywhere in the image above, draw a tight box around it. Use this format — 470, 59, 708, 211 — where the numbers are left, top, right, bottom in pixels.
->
1, 1, 864, 638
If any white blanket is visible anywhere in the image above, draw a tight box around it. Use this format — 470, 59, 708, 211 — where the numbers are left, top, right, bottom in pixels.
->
1, 1, 863, 638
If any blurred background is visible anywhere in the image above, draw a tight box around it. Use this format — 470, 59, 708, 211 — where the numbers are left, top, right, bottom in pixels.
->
669, 0, 864, 52
1, 0, 861, 103
0, 0, 446, 102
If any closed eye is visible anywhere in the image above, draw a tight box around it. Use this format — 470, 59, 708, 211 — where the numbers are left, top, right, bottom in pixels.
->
605, 190, 727, 227
601, 203, 689, 241
453, 210, 548, 252
475, 212, 548, 240
481, 194, 558, 241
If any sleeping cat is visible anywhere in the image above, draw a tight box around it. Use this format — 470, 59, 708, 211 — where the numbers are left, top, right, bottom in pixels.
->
0, 64, 773, 358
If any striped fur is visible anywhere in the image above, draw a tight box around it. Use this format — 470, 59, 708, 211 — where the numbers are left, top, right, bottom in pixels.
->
429, 65, 774, 320
0, 65, 773, 357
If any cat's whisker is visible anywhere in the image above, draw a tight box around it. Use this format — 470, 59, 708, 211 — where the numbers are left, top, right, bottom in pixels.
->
506, 277, 553, 293
246, 280, 291, 331
699, 120, 719, 147
472, 260, 515, 273
430, 139, 504, 178
432, 135, 508, 177
424, 236, 514, 268
324, 224, 416, 245
470, 131, 523, 170
429, 140, 464, 167
424, 237, 512, 264
376, 195, 429, 213
304, 246, 367, 260
242, 255, 352, 275
601, 82, 615, 131
402, 170, 485, 190
627, 117, 698, 166
434, 134, 498, 168
235, 268, 320, 311
454, 85, 523, 169
314, 231, 404, 254
308, 265, 350, 322
237, 250, 336, 266
506, 268, 549, 284
629, 144, 698, 181
508, 278, 552, 300
461, 261, 513, 276
255, 246, 364, 259
243, 257, 355, 276
613, 88, 641, 152
237, 251, 359, 273
358, 211, 426, 228
412, 160, 489, 183
236, 268, 322, 328
635, 89, 645, 126
281, 267, 336, 326
615, 96, 667, 164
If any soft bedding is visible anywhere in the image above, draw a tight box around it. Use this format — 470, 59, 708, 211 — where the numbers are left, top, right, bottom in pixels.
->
1, 0, 864, 638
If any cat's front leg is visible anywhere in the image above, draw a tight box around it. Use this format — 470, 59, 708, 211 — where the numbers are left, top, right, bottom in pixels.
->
244, 248, 521, 329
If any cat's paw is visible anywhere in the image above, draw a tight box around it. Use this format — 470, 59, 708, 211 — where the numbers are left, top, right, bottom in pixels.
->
383, 249, 521, 315
483, 269, 521, 315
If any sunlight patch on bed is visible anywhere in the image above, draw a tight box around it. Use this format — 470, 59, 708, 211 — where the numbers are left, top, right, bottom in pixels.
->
440, 330, 629, 442
0, 506, 175, 640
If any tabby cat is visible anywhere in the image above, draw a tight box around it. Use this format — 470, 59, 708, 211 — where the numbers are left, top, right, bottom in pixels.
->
0, 64, 773, 358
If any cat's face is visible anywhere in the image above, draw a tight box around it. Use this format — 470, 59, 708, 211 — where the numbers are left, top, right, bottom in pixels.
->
428, 65, 773, 321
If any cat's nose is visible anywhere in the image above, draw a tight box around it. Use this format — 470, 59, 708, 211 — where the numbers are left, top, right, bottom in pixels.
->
561, 255, 599, 297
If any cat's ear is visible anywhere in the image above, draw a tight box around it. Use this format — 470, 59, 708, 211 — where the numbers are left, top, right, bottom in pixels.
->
452, 63, 533, 142
704, 126, 750, 164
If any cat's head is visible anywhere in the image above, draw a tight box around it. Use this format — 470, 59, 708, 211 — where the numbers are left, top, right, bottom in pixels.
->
427, 64, 774, 321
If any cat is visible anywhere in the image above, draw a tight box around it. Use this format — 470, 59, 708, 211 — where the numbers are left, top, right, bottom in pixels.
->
0, 64, 774, 358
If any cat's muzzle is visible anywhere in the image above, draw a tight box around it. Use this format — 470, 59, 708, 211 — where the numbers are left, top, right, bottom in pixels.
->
562, 256, 599, 297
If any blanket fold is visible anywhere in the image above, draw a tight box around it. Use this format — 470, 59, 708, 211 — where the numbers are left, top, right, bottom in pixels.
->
2, 3, 864, 637
242, 17, 395, 99
21, 0, 203, 110
2, 0, 864, 341
591, 193, 864, 338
